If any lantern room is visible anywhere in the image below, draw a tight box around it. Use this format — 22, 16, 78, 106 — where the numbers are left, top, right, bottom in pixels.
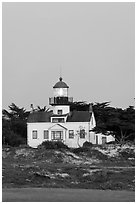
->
53, 77, 69, 97
49, 77, 73, 106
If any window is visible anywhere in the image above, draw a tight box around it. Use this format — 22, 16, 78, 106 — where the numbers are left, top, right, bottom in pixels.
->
44, 130, 49, 139
58, 118, 64, 122
52, 118, 65, 123
32, 130, 37, 139
102, 137, 107, 145
58, 110, 63, 115
52, 118, 58, 123
69, 130, 74, 138
80, 129, 85, 138
96, 135, 98, 145
51, 131, 63, 140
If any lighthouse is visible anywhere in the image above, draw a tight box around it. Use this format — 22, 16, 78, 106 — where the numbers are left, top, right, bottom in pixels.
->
49, 77, 73, 115
27, 76, 115, 148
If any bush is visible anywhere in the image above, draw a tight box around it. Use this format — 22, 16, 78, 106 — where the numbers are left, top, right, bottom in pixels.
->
38, 141, 69, 150
119, 150, 135, 159
92, 170, 108, 183
19, 144, 31, 148
83, 141, 93, 148
72, 147, 90, 154
2, 130, 26, 147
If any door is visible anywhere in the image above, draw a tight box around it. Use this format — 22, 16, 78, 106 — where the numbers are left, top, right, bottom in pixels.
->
96, 135, 98, 145
102, 137, 107, 145
51, 131, 63, 141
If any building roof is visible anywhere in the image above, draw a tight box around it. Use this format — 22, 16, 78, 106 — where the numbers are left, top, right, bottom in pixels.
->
66, 111, 91, 122
53, 77, 69, 88
27, 110, 91, 123
27, 111, 52, 122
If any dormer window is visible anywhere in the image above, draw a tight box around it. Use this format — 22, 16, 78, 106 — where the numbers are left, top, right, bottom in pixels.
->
58, 110, 63, 115
52, 118, 65, 123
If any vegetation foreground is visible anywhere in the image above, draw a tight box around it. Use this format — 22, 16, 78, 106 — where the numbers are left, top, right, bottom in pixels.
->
2, 143, 135, 191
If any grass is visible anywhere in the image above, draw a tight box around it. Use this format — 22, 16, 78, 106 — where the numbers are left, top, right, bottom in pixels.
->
2, 144, 135, 190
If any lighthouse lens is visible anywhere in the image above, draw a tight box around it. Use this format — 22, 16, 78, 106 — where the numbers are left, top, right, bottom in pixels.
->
59, 88, 63, 96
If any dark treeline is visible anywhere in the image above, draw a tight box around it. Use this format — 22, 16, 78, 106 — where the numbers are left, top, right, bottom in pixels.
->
2, 102, 135, 146
92, 102, 135, 143
2, 103, 30, 146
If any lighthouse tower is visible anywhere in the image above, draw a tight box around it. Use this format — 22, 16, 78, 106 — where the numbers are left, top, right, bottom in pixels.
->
49, 77, 73, 115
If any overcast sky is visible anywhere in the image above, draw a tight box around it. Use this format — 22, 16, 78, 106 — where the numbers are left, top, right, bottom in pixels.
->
2, 2, 135, 110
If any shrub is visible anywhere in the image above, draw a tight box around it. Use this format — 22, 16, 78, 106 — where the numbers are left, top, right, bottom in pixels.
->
19, 144, 31, 148
93, 170, 108, 183
72, 147, 90, 154
119, 150, 135, 159
38, 141, 69, 150
83, 141, 93, 148
3, 130, 26, 147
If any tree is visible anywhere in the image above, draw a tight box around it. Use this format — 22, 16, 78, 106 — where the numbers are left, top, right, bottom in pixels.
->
2, 117, 26, 146
92, 102, 135, 143
36, 106, 50, 112
70, 101, 89, 111
2, 103, 30, 145
2, 118, 11, 145
2, 103, 30, 120
92, 102, 112, 134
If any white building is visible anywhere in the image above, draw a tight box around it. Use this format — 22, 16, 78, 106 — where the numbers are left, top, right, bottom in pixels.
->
27, 77, 115, 148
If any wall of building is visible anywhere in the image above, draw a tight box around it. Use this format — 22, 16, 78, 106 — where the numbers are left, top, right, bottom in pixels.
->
27, 122, 115, 148
94, 133, 115, 145
63, 122, 91, 148
27, 121, 94, 148
27, 123, 51, 148
89, 131, 96, 144
53, 105, 70, 115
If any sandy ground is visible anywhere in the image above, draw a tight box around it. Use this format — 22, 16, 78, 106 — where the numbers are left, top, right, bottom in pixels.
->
2, 188, 135, 202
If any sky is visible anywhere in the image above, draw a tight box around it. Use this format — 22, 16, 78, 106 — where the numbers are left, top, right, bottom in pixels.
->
2, 2, 135, 111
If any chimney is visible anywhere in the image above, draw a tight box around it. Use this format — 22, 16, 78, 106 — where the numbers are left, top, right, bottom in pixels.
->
30, 104, 34, 112
89, 103, 93, 113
